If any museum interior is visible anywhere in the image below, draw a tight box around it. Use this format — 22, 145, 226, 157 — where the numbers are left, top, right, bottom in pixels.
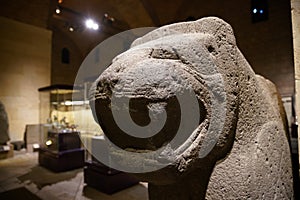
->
0, 0, 300, 199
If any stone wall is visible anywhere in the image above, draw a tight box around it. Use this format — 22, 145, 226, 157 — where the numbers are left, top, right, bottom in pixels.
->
51, 27, 84, 85
291, 0, 300, 166
0, 17, 51, 141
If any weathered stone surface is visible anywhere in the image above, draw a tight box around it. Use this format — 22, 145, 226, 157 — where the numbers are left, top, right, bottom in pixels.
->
0, 100, 9, 145
91, 17, 294, 199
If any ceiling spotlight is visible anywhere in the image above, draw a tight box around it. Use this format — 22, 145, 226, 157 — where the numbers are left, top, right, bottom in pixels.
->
55, 7, 61, 14
103, 13, 115, 24
92, 23, 99, 30
85, 19, 99, 30
85, 19, 94, 29
69, 26, 74, 32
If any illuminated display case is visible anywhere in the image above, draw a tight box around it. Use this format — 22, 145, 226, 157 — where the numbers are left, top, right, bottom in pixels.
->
38, 85, 83, 150
38, 84, 85, 172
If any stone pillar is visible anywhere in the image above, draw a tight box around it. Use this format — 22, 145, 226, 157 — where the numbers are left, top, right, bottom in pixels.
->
291, 0, 300, 166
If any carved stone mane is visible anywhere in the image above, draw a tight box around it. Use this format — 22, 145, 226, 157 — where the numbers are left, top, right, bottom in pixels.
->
91, 17, 293, 199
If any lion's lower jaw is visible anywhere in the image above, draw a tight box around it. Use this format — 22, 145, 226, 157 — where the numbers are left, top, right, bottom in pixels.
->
147, 167, 213, 200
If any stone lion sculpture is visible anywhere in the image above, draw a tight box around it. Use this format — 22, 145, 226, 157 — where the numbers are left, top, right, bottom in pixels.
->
90, 17, 294, 199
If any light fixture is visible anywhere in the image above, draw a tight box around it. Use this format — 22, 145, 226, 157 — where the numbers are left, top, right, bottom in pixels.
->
64, 100, 72, 106
92, 23, 99, 30
85, 19, 100, 30
85, 19, 94, 28
46, 140, 53, 146
55, 7, 61, 14
53, 4, 113, 33
103, 13, 115, 24
251, 0, 268, 23
32, 143, 40, 149
62, 100, 89, 106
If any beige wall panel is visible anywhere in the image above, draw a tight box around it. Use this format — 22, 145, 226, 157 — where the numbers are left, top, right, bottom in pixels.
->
0, 17, 51, 141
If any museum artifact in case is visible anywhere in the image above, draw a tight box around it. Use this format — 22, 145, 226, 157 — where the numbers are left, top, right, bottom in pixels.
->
38, 84, 85, 172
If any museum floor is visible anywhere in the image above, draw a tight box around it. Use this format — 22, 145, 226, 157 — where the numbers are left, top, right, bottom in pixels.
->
0, 150, 148, 200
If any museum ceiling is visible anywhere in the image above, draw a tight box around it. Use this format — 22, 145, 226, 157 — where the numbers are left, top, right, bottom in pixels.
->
49, 0, 204, 55
52, 0, 191, 29
0, 0, 250, 58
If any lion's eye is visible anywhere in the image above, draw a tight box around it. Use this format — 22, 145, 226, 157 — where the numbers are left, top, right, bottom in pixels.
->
150, 48, 179, 60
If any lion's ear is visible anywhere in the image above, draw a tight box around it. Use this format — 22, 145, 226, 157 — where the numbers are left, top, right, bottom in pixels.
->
193, 17, 236, 46
132, 17, 236, 47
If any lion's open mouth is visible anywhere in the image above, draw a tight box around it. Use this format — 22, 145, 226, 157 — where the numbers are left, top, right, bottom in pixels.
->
94, 95, 207, 151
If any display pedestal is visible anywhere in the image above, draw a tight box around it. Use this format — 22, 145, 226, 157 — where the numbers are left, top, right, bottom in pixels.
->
24, 124, 41, 152
0, 144, 14, 159
84, 161, 139, 194
38, 130, 84, 172
46, 130, 82, 151
39, 147, 84, 172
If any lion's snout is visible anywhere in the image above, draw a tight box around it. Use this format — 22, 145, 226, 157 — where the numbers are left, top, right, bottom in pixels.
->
92, 58, 206, 151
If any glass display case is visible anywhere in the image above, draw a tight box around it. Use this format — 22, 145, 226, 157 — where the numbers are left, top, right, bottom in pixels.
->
39, 83, 104, 149
38, 85, 82, 150
38, 84, 86, 172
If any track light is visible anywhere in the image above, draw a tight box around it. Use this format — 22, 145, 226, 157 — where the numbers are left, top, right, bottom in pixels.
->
55, 7, 61, 14
85, 19, 99, 30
